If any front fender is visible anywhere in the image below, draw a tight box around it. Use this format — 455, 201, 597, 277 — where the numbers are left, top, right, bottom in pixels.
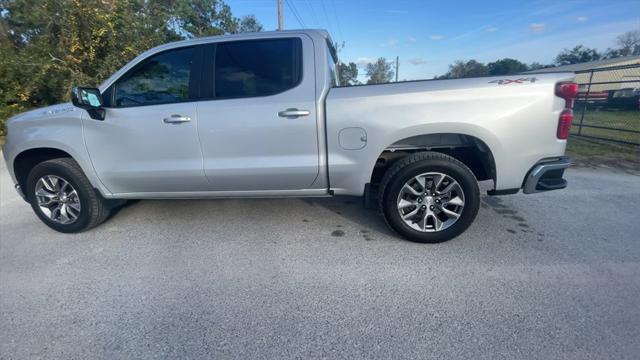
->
3, 110, 112, 197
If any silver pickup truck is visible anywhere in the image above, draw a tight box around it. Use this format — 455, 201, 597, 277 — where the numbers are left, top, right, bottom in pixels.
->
2, 29, 576, 243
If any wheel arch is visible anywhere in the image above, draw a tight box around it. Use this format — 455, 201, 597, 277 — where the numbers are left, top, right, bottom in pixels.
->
12, 146, 110, 199
370, 133, 497, 189
13, 148, 75, 193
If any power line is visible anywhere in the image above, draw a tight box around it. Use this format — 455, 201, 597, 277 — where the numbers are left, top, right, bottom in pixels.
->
329, 0, 345, 42
304, 0, 320, 28
320, 0, 333, 34
285, 0, 306, 28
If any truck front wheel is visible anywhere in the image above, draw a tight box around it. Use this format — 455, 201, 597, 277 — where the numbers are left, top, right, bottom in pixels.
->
379, 152, 480, 243
25, 158, 111, 233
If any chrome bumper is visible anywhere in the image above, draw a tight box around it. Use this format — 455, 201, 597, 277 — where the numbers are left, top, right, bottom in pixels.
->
523, 157, 571, 194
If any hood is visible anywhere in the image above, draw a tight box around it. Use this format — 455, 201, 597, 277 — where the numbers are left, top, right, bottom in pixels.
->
8, 103, 77, 124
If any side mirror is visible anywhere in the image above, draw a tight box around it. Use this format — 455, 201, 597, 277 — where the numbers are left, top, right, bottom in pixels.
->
71, 87, 105, 120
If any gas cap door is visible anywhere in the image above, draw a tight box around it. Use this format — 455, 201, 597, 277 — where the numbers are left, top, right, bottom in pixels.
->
339, 127, 367, 150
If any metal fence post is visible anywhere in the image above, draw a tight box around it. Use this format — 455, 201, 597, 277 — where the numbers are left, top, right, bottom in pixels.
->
570, 63, 639, 146
578, 70, 594, 136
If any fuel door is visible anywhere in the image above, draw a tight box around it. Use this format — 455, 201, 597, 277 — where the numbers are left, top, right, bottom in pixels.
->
339, 127, 367, 150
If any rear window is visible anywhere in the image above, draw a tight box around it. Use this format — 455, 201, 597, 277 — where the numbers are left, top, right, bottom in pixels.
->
215, 38, 302, 99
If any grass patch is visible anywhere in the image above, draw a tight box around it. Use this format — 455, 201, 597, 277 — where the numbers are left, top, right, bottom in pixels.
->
572, 109, 639, 144
580, 110, 640, 129
566, 136, 639, 173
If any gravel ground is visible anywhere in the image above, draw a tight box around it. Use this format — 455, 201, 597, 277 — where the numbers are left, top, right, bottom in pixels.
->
1, 159, 639, 359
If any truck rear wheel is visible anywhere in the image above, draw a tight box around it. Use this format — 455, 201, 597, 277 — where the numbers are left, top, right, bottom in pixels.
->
379, 152, 480, 243
25, 158, 111, 233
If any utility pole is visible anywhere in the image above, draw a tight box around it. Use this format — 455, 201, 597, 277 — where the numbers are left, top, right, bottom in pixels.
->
277, 0, 283, 31
395, 56, 399, 82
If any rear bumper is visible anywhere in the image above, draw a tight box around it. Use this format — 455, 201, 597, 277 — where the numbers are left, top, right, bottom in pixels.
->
522, 157, 571, 194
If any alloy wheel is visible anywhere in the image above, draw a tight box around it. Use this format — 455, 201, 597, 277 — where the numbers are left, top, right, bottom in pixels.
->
34, 175, 81, 225
396, 172, 465, 232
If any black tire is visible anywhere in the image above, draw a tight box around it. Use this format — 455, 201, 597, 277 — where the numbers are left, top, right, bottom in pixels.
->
25, 158, 111, 233
379, 152, 480, 243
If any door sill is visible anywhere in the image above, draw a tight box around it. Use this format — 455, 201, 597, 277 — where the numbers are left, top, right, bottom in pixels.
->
106, 188, 330, 199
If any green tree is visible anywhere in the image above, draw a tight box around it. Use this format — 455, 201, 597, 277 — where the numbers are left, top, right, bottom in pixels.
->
528, 62, 548, 71
237, 15, 264, 33
555, 45, 601, 65
440, 60, 488, 79
338, 62, 358, 86
487, 58, 528, 75
175, 0, 238, 37
365, 57, 394, 84
603, 48, 624, 59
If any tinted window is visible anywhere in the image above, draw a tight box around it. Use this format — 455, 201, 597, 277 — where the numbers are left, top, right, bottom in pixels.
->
114, 47, 194, 107
327, 52, 337, 87
215, 38, 301, 98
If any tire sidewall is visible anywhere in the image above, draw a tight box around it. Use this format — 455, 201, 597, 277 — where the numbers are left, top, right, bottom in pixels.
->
382, 158, 480, 243
26, 162, 93, 233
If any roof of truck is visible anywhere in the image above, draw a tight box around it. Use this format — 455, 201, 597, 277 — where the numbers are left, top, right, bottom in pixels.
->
164, 29, 331, 48
99, 29, 332, 91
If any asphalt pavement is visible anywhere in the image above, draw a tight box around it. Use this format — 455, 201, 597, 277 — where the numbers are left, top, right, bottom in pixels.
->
1, 158, 639, 359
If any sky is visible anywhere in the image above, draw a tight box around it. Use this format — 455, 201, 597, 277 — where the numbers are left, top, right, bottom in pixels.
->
228, 0, 640, 80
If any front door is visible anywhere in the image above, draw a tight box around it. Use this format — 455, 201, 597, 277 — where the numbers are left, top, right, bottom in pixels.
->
83, 46, 208, 194
196, 36, 320, 191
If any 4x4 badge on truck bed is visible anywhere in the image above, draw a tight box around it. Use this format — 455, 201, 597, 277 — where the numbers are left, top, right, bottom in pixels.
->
489, 77, 538, 85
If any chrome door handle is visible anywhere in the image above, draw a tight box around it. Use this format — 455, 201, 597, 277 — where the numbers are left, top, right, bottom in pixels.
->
278, 108, 310, 119
163, 115, 191, 124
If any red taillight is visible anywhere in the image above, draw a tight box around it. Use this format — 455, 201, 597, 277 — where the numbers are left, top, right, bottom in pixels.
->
555, 82, 579, 109
556, 81, 577, 139
556, 82, 579, 99
557, 109, 573, 139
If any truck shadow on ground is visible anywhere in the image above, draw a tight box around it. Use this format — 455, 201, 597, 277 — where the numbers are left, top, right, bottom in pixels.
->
107, 194, 536, 242
106, 192, 539, 243
108, 196, 397, 240
302, 196, 397, 240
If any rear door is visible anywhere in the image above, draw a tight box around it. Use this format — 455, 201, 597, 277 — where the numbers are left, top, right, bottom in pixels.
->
196, 36, 320, 191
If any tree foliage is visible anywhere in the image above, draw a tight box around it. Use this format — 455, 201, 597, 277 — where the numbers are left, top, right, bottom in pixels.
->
439, 60, 488, 79
555, 45, 601, 65
528, 62, 547, 71
365, 57, 394, 84
487, 58, 528, 76
0, 0, 262, 135
174, 0, 236, 37
615, 29, 640, 56
238, 14, 264, 33
338, 62, 358, 86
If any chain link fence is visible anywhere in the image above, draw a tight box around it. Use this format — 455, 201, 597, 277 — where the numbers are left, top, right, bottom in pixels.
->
572, 64, 640, 145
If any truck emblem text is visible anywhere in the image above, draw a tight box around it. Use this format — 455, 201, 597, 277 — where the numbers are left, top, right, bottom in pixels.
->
489, 77, 538, 85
